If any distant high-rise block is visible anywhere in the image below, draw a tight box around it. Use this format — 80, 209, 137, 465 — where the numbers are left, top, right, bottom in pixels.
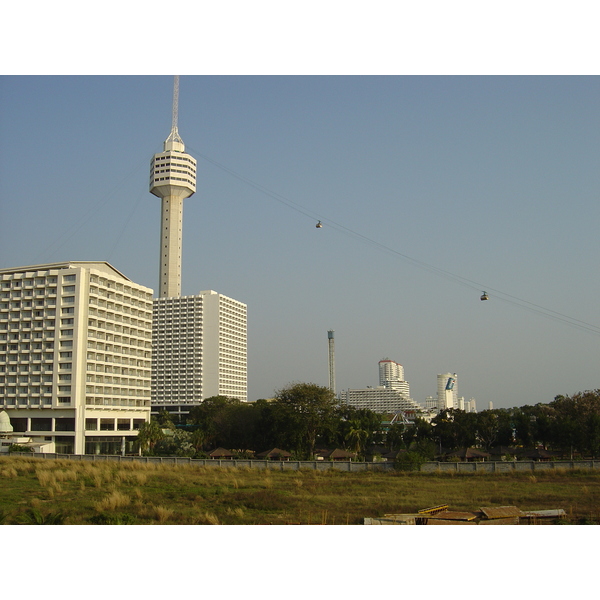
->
379, 358, 410, 398
437, 373, 458, 411
341, 358, 420, 414
0, 262, 153, 454
152, 291, 247, 416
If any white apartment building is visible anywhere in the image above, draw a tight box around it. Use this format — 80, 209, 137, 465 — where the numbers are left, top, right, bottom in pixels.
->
342, 387, 424, 414
0, 262, 153, 454
437, 373, 458, 410
340, 358, 420, 414
152, 290, 247, 418
378, 358, 410, 398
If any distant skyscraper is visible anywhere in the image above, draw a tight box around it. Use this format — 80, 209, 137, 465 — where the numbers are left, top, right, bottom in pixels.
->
437, 373, 458, 410
379, 358, 410, 398
341, 358, 420, 414
152, 291, 247, 418
150, 76, 197, 299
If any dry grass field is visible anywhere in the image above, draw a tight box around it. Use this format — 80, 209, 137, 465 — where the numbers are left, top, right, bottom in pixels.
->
1, 456, 598, 524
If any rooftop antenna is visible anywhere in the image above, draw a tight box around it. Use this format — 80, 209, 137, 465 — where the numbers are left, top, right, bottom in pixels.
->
164, 75, 184, 150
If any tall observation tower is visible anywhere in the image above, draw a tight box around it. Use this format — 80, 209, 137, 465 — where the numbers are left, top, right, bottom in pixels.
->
150, 76, 197, 298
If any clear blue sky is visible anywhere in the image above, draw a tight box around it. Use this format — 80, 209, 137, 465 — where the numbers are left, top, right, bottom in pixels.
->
1, 75, 598, 409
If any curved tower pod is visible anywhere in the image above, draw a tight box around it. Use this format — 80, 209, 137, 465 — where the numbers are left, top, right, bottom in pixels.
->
150, 76, 197, 298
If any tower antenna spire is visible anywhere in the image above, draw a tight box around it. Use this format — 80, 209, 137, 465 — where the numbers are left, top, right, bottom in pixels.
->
172, 75, 179, 133
165, 75, 184, 150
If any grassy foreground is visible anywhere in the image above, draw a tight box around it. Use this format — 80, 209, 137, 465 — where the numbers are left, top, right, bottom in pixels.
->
1, 456, 599, 524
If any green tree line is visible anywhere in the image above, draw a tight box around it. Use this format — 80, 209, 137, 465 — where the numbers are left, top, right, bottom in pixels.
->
136, 384, 600, 460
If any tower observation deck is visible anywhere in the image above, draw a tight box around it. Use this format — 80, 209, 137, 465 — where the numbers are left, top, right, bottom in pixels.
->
150, 76, 197, 298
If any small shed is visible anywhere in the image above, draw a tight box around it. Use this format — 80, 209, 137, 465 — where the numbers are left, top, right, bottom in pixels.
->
209, 447, 235, 459
256, 448, 292, 461
317, 448, 356, 461
520, 448, 559, 461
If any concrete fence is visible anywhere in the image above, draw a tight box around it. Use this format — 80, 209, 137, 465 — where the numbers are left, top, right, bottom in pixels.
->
7, 452, 600, 472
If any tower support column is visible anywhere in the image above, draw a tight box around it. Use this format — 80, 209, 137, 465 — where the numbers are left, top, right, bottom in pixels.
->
159, 195, 184, 298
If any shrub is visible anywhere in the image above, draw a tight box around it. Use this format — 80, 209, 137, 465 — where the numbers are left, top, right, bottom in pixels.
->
88, 512, 137, 525
8, 444, 33, 453
15, 508, 67, 525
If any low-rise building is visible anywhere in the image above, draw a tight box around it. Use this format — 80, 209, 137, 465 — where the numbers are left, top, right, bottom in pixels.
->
341, 387, 424, 414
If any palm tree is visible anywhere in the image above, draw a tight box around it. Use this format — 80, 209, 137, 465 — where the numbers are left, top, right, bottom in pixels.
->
345, 421, 369, 457
136, 421, 165, 454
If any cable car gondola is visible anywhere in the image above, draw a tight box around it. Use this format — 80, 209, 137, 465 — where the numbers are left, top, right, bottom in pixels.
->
480, 291, 489, 301
316, 221, 323, 228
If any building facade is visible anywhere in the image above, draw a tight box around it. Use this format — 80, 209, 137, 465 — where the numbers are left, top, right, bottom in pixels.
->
342, 387, 424, 414
341, 358, 420, 414
0, 262, 153, 454
152, 290, 247, 419
437, 372, 458, 411
378, 358, 410, 398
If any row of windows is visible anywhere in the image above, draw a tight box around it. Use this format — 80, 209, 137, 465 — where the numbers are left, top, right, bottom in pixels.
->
152, 176, 195, 186
88, 276, 152, 298
1, 276, 61, 287
153, 154, 196, 164
85, 397, 151, 407
88, 306, 152, 327
154, 166, 195, 176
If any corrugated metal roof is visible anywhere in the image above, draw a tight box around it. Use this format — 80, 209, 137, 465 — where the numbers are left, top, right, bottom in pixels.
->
479, 516, 520, 525
480, 506, 523, 519
520, 509, 567, 518
418, 504, 449, 515
429, 510, 480, 521
426, 518, 478, 525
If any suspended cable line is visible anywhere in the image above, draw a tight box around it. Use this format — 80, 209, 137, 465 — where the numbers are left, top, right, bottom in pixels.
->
41, 155, 151, 261
191, 146, 600, 337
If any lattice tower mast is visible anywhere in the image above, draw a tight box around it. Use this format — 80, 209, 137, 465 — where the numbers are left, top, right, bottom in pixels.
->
328, 330, 336, 394
150, 76, 197, 297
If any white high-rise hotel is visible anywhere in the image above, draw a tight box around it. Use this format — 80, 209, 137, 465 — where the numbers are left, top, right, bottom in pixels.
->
0, 262, 153, 454
150, 77, 247, 416
379, 359, 410, 398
